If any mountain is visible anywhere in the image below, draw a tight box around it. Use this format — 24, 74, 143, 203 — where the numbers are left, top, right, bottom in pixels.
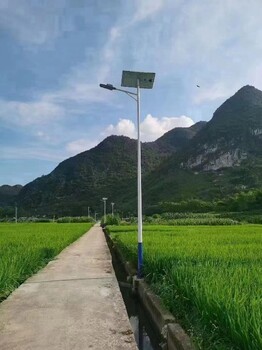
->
0, 185, 23, 206
13, 136, 165, 216
154, 121, 207, 152
9, 85, 262, 216
16, 123, 206, 216
142, 85, 262, 206
183, 85, 262, 170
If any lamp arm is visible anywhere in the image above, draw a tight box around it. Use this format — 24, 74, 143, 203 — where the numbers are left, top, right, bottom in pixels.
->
123, 91, 137, 101
115, 87, 137, 98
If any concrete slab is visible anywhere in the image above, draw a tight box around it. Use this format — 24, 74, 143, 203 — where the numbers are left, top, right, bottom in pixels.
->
0, 224, 138, 350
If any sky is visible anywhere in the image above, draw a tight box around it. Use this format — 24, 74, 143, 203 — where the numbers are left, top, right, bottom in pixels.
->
1, 0, 262, 185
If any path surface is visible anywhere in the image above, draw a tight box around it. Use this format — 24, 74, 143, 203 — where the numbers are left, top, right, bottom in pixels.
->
0, 224, 137, 350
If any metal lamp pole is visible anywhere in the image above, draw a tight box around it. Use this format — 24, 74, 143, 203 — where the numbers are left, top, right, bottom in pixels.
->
136, 79, 143, 278
100, 71, 155, 278
102, 197, 107, 224
111, 202, 115, 216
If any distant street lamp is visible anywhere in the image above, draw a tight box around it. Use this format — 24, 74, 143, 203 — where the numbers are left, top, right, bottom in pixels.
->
100, 71, 155, 278
111, 202, 115, 216
102, 197, 107, 224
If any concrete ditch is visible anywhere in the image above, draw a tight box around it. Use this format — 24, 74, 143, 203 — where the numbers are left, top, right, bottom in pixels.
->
104, 229, 195, 350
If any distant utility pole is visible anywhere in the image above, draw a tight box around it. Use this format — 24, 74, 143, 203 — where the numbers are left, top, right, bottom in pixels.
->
88, 206, 90, 217
111, 202, 115, 216
102, 197, 107, 224
15, 203, 17, 224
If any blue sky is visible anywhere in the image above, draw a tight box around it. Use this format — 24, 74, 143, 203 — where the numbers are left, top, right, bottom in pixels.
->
1, 0, 262, 185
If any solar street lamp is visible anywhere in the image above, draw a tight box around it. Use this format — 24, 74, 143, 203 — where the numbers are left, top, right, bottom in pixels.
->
100, 71, 155, 278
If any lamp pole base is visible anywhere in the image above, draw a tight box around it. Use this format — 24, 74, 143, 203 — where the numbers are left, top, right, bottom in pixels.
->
138, 242, 143, 279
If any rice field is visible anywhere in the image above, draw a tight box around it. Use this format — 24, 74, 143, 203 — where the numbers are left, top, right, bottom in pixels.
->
0, 223, 92, 301
108, 225, 262, 350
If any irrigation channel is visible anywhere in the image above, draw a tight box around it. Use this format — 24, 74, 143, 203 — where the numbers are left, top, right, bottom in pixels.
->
110, 245, 162, 350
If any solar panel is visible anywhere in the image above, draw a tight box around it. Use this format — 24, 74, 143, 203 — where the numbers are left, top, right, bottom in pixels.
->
121, 71, 155, 89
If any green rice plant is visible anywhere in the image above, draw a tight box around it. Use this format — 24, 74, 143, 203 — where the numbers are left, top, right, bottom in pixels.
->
56, 216, 94, 223
142, 214, 240, 225
108, 225, 262, 350
0, 223, 92, 301
164, 218, 239, 225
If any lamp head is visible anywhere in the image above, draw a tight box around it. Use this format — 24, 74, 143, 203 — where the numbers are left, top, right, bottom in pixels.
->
99, 83, 116, 91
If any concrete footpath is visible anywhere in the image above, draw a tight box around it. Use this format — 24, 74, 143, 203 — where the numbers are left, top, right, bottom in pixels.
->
0, 224, 138, 350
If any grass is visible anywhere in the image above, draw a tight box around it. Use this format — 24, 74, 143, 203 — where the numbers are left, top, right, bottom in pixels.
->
0, 222, 92, 301
108, 224, 262, 350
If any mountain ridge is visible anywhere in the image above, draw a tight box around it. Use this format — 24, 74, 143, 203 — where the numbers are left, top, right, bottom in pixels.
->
181, 85, 262, 171
0, 185, 23, 206
2, 85, 262, 216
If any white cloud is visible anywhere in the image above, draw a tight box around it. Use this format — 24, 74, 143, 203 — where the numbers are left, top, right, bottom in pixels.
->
193, 84, 234, 105
0, 145, 64, 162
0, 1, 67, 45
141, 114, 194, 141
66, 139, 98, 156
105, 0, 262, 107
133, 0, 165, 22
43, 83, 109, 106
109, 26, 121, 41
37, 25, 124, 108
1, 135, 100, 162
36, 131, 52, 143
3, 0, 262, 169
103, 119, 136, 139
0, 99, 64, 127
102, 114, 194, 142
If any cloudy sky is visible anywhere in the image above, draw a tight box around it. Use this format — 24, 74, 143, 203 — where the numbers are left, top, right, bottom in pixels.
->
1, 0, 262, 185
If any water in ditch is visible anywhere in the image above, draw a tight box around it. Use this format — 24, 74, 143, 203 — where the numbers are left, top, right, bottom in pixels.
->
119, 281, 162, 350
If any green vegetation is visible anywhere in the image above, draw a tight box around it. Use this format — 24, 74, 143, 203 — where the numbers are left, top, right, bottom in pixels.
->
0, 223, 92, 301
101, 214, 121, 226
11, 135, 169, 217
108, 225, 262, 350
0, 215, 95, 223
56, 216, 94, 223
146, 189, 262, 215
143, 214, 239, 226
